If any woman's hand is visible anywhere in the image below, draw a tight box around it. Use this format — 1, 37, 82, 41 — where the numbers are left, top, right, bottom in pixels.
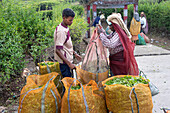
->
97, 24, 103, 35
97, 28, 103, 34
97, 24, 102, 29
97, 28, 103, 36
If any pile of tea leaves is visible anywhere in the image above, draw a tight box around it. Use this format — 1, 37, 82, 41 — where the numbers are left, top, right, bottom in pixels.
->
40, 62, 54, 66
71, 85, 81, 90
105, 76, 149, 87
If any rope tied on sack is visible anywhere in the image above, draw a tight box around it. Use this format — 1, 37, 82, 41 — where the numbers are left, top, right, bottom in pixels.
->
94, 39, 100, 83
129, 87, 139, 113
68, 79, 89, 113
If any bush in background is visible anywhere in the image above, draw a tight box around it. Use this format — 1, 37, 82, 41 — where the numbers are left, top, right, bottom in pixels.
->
128, 0, 170, 34
87, 0, 169, 35
52, 3, 88, 54
0, 0, 26, 83
0, 0, 88, 84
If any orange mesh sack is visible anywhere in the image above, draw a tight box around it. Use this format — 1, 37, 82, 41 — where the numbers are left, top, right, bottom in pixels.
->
130, 17, 141, 35
38, 61, 61, 75
102, 75, 153, 113
61, 77, 107, 113
77, 28, 109, 84
18, 72, 61, 113
76, 65, 108, 84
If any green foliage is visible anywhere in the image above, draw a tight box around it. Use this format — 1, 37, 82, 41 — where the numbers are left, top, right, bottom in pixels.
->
71, 5, 84, 16
70, 16, 88, 53
139, 0, 167, 4
39, 10, 53, 20
0, 0, 88, 84
71, 84, 81, 90
79, 0, 89, 5
0, 0, 55, 83
40, 62, 54, 66
0, 0, 26, 83
127, 4, 135, 28
52, 3, 88, 53
128, 0, 170, 33
87, 0, 169, 34
105, 76, 148, 87
140, 1, 170, 33
36, 1, 56, 11
97, 8, 124, 19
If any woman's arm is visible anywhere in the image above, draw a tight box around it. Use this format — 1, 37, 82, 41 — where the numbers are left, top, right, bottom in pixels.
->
99, 32, 121, 49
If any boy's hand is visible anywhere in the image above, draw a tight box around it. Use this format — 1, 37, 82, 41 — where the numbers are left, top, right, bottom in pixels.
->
74, 53, 82, 62
68, 63, 76, 69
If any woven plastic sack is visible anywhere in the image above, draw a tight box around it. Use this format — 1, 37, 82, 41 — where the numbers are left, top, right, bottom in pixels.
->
139, 32, 150, 43
139, 70, 159, 96
130, 17, 141, 35
78, 28, 109, 84
136, 34, 146, 45
102, 75, 153, 113
18, 72, 61, 113
38, 61, 61, 75
61, 77, 107, 113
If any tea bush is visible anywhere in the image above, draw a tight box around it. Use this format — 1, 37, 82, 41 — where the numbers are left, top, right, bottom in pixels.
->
0, 17, 25, 83
70, 5, 89, 53
0, 0, 26, 83
128, 0, 170, 33
0, 0, 88, 84
52, 3, 88, 53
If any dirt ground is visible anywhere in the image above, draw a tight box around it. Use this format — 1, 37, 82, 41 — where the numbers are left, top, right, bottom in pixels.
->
147, 33, 170, 51
0, 31, 169, 112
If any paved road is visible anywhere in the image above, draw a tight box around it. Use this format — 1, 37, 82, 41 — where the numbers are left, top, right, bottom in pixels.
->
134, 43, 170, 56
135, 44, 170, 113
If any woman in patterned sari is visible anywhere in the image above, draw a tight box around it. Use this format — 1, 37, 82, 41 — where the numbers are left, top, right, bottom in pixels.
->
97, 13, 139, 76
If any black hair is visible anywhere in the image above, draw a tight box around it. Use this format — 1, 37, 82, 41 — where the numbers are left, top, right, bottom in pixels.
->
62, 8, 75, 18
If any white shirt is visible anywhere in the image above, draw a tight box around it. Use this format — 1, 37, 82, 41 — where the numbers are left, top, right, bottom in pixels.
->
54, 23, 73, 64
140, 17, 146, 28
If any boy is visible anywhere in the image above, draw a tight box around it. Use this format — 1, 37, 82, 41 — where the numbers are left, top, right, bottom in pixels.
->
54, 8, 81, 77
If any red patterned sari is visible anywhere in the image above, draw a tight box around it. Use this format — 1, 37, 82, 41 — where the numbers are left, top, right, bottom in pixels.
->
109, 23, 139, 75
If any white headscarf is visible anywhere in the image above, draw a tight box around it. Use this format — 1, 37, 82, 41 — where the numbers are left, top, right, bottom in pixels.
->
107, 13, 132, 39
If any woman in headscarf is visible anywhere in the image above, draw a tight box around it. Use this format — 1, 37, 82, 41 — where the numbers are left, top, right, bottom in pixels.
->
97, 13, 139, 76
140, 12, 148, 34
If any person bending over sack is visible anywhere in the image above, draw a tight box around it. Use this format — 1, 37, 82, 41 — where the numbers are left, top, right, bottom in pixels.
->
97, 13, 139, 76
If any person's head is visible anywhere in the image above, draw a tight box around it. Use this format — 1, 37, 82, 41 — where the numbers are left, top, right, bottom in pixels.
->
140, 12, 144, 17
107, 19, 115, 32
109, 24, 115, 32
62, 8, 75, 26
